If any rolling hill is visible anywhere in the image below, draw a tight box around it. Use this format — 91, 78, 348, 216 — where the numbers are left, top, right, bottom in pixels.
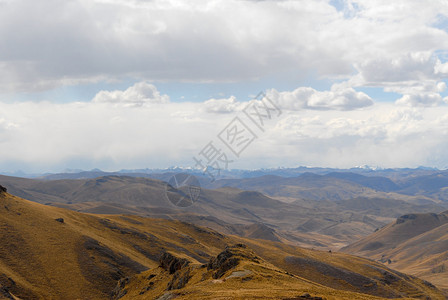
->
0, 188, 445, 299
342, 211, 448, 291
0, 174, 445, 250
204, 172, 447, 205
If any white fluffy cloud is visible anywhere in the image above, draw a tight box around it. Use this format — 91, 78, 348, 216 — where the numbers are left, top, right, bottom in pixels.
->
203, 96, 242, 113
92, 82, 169, 106
396, 93, 444, 107
202, 86, 373, 113
435, 59, 448, 76
266, 86, 373, 111
2, 83, 448, 172
355, 52, 437, 84
344, 52, 448, 107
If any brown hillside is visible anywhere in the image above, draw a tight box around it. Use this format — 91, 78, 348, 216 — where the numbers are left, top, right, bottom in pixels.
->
114, 242, 447, 300
0, 191, 445, 299
2, 174, 445, 251
342, 211, 448, 291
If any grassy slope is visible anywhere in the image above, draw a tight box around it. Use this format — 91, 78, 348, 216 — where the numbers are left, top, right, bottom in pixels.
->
118, 245, 390, 300
342, 212, 448, 291
0, 192, 445, 299
0, 193, 151, 299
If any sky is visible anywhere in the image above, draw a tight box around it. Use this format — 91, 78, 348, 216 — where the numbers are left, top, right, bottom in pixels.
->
1, 0, 448, 173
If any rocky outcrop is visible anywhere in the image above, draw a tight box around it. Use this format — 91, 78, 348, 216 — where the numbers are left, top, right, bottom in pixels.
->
158, 252, 192, 290
395, 214, 417, 224
159, 252, 190, 275
0, 284, 14, 299
111, 277, 129, 300
0, 185, 6, 193
167, 268, 191, 290
207, 244, 259, 279
283, 294, 324, 300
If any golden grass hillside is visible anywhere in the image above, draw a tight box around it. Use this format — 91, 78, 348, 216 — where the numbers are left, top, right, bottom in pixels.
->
114, 244, 384, 300
114, 243, 445, 300
342, 211, 448, 292
0, 191, 445, 299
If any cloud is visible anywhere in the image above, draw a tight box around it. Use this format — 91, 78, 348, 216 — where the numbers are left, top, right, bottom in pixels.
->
203, 96, 242, 113
396, 93, 444, 106
260, 104, 447, 168
92, 82, 169, 106
0, 0, 447, 95
345, 52, 448, 107
267, 86, 373, 111
3, 82, 448, 172
2, 1, 448, 171
355, 52, 437, 84
435, 59, 448, 75
202, 86, 373, 113
388, 81, 447, 106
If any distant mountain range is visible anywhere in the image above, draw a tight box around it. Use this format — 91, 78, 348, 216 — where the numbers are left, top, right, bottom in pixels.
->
7, 166, 448, 204
209, 171, 448, 204
1, 165, 442, 181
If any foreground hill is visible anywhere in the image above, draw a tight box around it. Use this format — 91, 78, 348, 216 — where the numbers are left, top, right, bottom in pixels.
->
0, 189, 444, 299
342, 211, 448, 291
114, 244, 429, 300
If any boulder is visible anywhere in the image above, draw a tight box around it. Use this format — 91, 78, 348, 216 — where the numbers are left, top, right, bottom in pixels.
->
159, 252, 190, 274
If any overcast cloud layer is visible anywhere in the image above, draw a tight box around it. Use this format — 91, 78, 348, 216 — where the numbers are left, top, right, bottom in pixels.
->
1, 0, 448, 172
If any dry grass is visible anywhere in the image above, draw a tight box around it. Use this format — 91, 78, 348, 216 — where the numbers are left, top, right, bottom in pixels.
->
343, 211, 448, 291
0, 192, 445, 299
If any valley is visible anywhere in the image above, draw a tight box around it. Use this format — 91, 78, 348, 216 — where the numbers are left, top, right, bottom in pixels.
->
1, 168, 448, 298
0, 189, 445, 299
